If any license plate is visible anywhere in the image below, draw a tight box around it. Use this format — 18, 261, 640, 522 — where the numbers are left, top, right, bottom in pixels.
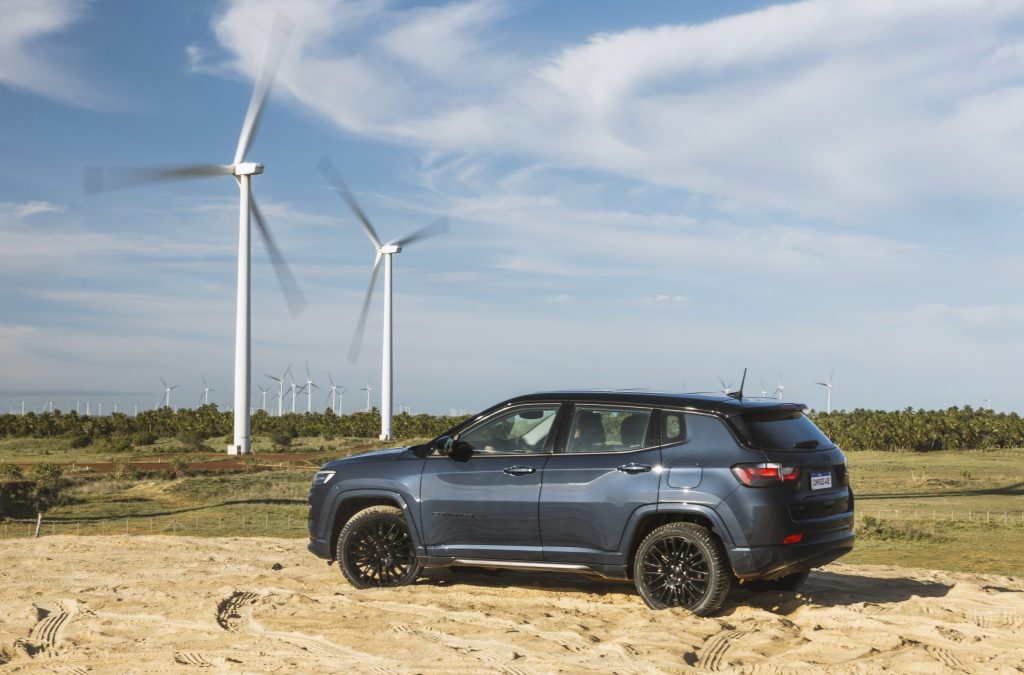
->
810, 470, 832, 490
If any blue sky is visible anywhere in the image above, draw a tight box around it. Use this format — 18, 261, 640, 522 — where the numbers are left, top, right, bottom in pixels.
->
3, 0, 1024, 415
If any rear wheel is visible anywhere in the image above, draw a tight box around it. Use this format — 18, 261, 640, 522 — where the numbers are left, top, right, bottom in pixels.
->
633, 522, 730, 616
337, 506, 422, 589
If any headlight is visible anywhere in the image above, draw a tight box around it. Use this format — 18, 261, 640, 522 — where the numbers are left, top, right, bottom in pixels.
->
312, 470, 336, 487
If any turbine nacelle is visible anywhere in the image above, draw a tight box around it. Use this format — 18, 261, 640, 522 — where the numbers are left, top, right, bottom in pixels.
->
379, 243, 402, 254
233, 162, 264, 176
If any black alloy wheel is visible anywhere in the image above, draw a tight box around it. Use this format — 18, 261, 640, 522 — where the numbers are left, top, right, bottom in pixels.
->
337, 505, 422, 589
633, 522, 730, 616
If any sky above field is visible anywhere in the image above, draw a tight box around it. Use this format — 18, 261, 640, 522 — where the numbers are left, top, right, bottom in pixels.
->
3, 0, 1024, 416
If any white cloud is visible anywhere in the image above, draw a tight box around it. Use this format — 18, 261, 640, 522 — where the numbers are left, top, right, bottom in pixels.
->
210, 0, 1024, 222
0, 0, 112, 108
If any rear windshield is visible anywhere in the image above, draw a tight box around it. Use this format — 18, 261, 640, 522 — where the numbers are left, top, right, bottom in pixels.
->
732, 411, 835, 451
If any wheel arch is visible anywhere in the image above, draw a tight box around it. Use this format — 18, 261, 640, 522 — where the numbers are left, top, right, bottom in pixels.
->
328, 490, 419, 560
625, 505, 734, 578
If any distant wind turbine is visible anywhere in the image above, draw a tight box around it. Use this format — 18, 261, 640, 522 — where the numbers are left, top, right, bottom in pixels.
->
760, 379, 768, 398
318, 156, 449, 441
265, 365, 290, 417
361, 381, 372, 412
718, 378, 733, 396
199, 376, 214, 406
773, 373, 785, 401
160, 377, 178, 409
326, 372, 342, 413
258, 385, 269, 412
303, 362, 319, 413
815, 370, 835, 413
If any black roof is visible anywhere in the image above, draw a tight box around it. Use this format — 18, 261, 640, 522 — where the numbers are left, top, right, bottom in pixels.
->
502, 390, 806, 418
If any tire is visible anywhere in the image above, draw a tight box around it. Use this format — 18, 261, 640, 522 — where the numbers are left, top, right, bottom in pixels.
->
337, 505, 422, 589
633, 522, 731, 616
744, 570, 809, 593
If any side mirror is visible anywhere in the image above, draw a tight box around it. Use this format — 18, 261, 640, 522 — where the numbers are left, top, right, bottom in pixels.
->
433, 435, 455, 456
450, 440, 473, 462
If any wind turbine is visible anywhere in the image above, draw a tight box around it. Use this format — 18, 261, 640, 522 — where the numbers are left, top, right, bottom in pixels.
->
326, 372, 342, 413
718, 378, 733, 396
199, 376, 214, 406
303, 363, 319, 413
773, 373, 785, 400
760, 379, 768, 398
361, 381, 372, 413
815, 370, 835, 413
318, 156, 449, 441
84, 16, 305, 455
265, 365, 290, 417
258, 385, 269, 412
160, 377, 178, 409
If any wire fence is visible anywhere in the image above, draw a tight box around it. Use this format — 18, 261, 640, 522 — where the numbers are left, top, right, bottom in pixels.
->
0, 511, 309, 540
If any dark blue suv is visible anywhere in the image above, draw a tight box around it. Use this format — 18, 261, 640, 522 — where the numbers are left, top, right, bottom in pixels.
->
307, 391, 854, 615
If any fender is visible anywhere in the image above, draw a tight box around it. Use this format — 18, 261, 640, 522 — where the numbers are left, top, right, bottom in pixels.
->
328, 488, 426, 555
655, 502, 736, 548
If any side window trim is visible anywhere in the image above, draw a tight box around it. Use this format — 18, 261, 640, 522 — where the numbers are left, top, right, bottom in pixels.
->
447, 403, 562, 457
557, 403, 658, 455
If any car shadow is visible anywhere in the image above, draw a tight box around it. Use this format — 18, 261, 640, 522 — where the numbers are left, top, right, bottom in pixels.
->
720, 569, 953, 616
418, 567, 954, 614
417, 567, 637, 598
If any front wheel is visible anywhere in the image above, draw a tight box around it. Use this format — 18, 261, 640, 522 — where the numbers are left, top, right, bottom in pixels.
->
337, 505, 422, 589
633, 522, 730, 616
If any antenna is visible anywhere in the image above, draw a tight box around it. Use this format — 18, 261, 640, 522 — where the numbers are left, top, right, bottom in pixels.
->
727, 368, 747, 400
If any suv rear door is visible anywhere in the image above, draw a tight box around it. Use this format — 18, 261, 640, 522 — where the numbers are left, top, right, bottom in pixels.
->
540, 404, 661, 565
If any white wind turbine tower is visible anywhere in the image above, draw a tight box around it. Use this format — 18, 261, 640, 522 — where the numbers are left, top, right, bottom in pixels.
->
326, 372, 342, 413
160, 377, 178, 409
199, 376, 214, 407
84, 16, 305, 455
760, 379, 768, 398
815, 370, 835, 413
774, 373, 785, 401
289, 377, 301, 414
265, 365, 290, 417
318, 156, 449, 440
361, 381, 372, 413
303, 363, 319, 413
258, 385, 269, 412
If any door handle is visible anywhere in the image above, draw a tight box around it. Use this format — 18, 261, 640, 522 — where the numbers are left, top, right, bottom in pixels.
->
617, 463, 652, 475
503, 465, 536, 476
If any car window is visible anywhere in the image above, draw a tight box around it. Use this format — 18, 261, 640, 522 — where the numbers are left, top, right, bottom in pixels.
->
458, 406, 559, 454
732, 410, 835, 451
565, 406, 652, 453
662, 411, 687, 445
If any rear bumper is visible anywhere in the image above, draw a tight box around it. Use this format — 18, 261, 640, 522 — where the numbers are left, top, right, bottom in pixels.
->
728, 529, 855, 580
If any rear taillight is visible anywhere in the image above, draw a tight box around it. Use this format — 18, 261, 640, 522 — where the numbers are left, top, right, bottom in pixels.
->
731, 463, 801, 486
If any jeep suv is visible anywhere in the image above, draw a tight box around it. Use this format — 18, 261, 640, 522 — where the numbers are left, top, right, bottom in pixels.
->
307, 392, 854, 615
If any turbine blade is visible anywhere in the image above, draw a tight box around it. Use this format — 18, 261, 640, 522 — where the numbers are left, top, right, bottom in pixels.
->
327, 371, 335, 386
160, 377, 168, 388
234, 13, 293, 164
250, 194, 308, 317
392, 216, 450, 248
317, 156, 382, 248
347, 253, 382, 364
84, 164, 233, 193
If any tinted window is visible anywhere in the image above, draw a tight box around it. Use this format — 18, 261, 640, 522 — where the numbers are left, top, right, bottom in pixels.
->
662, 411, 687, 445
566, 407, 652, 453
458, 406, 558, 454
734, 411, 834, 450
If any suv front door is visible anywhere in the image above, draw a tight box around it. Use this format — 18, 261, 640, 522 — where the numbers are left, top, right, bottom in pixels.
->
420, 404, 562, 561
540, 405, 661, 565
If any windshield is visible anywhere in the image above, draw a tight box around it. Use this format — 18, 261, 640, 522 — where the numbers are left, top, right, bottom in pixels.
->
733, 410, 835, 451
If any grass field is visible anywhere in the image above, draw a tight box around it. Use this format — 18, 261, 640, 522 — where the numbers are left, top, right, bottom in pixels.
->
2, 442, 1022, 576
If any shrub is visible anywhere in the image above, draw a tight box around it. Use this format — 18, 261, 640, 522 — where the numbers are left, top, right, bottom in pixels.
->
132, 431, 158, 447
111, 459, 141, 481
169, 457, 191, 478
69, 432, 92, 448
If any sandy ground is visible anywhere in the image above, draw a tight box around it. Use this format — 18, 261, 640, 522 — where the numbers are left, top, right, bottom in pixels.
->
1, 536, 1022, 674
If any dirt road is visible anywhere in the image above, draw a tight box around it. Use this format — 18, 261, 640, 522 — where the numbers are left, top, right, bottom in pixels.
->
1, 536, 1022, 673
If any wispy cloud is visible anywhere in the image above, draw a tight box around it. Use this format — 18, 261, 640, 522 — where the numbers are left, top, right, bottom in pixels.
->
0, 0, 113, 108
211, 0, 1024, 222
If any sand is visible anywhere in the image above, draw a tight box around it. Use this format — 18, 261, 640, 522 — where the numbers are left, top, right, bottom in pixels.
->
0, 536, 1022, 673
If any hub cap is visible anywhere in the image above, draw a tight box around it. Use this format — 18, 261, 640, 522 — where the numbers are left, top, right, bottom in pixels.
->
641, 536, 710, 607
345, 519, 416, 586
